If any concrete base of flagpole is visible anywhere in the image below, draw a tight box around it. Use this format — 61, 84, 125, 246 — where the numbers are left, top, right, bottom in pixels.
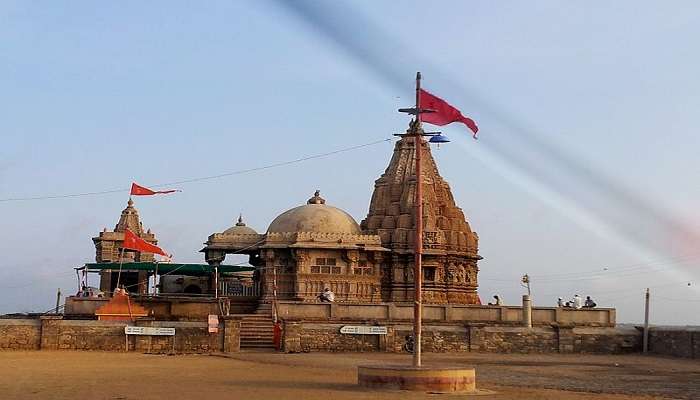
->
357, 365, 476, 393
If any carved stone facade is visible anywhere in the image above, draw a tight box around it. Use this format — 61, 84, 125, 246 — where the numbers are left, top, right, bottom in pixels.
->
203, 134, 481, 305
203, 193, 389, 303
361, 136, 481, 304
92, 199, 159, 294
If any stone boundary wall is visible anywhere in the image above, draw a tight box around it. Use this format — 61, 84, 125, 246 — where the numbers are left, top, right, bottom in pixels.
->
281, 321, 641, 354
648, 327, 700, 359
0, 319, 41, 350
276, 302, 615, 327
0, 316, 240, 353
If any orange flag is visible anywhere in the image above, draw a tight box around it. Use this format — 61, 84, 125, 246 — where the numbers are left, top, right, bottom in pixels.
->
130, 182, 179, 196
122, 228, 170, 257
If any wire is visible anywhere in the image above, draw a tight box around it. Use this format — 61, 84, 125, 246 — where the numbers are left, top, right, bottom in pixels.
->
654, 296, 700, 303
0, 271, 75, 289
0, 138, 392, 202
478, 253, 700, 284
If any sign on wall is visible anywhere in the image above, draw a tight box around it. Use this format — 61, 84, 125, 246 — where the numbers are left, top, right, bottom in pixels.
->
208, 315, 219, 333
340, 325, 387, 335
125, 326, 176, 336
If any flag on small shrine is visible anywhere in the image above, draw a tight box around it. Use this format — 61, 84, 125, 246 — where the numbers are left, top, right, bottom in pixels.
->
419, 89, 479, 139
122, 228, 170, 257
130, 182, 180, 196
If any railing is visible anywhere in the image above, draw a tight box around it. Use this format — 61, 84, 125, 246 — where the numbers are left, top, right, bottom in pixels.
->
275, 301, 616, 327
219, 281, 260, 297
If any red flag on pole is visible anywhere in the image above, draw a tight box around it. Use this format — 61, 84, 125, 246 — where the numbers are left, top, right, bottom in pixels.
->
122, 228, 170, 257
419, 89, 479, 138
130, 182, 179, 196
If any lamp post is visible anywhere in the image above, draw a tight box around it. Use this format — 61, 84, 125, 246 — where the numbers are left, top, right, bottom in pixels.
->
398, 72, 450, 367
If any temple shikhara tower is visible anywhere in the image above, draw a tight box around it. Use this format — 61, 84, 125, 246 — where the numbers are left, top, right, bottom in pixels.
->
92, 199, 159, 294
362, 135, 481, 304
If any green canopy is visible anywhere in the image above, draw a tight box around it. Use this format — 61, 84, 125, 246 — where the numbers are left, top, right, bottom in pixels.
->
82, 262, 254, 276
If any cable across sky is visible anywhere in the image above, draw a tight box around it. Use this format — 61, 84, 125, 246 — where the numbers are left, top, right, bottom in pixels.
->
0, 137, 392, 203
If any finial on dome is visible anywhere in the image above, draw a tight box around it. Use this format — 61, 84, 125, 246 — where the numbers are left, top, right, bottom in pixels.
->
236, 214, 246, 226
127, 198, 134, 207
307, 190, 326, 205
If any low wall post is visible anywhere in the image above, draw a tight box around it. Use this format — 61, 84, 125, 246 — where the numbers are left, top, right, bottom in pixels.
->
39, 315, 63, 350
222, 317, 241, 353
522, 295, 532, 328
282, 321, 302, 353
378, 326, 394, 352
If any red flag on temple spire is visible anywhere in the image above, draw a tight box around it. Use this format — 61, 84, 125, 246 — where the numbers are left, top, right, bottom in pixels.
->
122, 228, 170, 257
130, 182, 179, 196
419, 89, 479, 139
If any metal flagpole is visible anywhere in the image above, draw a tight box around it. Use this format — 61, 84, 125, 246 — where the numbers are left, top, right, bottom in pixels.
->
272, 265, 278, 323
396, 71, 443, 367
413, 71, 423, 367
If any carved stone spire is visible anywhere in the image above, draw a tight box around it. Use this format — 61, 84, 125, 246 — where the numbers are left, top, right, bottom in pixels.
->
361, 137, 478, 256
361, 136, 481, 304
114, 198, 143, 235
93, 198, 158, 264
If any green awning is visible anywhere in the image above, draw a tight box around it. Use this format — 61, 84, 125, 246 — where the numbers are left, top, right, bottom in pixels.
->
82, 262, 254, 276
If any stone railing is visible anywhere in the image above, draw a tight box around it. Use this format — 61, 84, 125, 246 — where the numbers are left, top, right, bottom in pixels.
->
275, 301, 616, 327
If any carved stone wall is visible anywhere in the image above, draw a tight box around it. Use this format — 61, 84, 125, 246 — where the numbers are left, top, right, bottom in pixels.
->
260, 248, 384, 303
362, 136, 481, 304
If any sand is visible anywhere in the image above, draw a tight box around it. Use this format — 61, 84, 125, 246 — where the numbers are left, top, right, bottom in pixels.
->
0, 351, 698, 399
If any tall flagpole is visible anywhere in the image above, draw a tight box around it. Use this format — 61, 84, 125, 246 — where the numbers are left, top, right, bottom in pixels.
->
413, 71, 423, 367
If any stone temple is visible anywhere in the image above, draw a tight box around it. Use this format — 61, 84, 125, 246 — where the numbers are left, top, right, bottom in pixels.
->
58, 125, 624, 355
202, 134, 482, 305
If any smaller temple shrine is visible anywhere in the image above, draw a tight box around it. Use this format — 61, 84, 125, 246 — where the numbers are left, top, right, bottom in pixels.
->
92, 199, 159, 294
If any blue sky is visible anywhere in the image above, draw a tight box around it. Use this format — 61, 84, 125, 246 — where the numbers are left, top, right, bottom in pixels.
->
1, 1, 698, 324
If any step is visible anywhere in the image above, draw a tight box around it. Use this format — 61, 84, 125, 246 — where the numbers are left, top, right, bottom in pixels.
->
241, 341, 273, 345
242, 335, 273, 339
241, 339, 273, 346
241, 328, 273, 333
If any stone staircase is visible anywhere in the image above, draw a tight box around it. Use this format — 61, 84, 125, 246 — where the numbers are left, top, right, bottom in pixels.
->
239, 303, 275, 350
255, 302, 273, 315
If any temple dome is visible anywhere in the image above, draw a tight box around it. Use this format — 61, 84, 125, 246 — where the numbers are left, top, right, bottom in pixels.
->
267, 191, 361, 234
223, 215, 258, 235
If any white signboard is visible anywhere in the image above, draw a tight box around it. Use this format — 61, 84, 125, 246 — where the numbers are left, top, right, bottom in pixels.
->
125, 326, 176, 336
208, 315, 219, 333
340, 325, 387, 335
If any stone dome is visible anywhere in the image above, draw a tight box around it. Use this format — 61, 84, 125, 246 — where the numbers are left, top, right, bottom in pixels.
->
267, 191, 361, 234
223, 215, 258, 235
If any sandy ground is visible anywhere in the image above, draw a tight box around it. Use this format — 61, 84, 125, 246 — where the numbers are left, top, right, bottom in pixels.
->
0, 351, 698, 400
